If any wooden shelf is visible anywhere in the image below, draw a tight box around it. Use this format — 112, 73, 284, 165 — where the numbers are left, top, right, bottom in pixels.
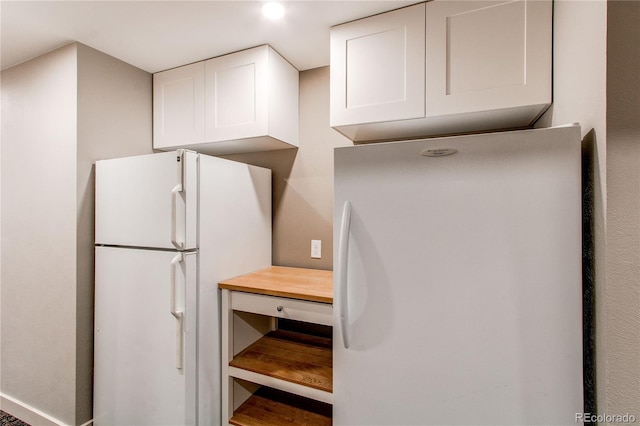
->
230, 387, 332, 426
229, 329, 332, 393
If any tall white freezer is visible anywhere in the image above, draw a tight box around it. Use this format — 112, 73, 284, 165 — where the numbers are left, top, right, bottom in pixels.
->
94, 150, 271, 425
333, 125, 584, 425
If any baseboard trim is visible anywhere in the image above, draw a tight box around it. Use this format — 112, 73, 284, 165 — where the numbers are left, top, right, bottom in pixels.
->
0, 393, 91, 426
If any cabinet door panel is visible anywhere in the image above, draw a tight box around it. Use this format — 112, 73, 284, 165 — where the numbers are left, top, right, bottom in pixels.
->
426, 0, 551, 117
346, 28, 407, 108
205, 47, 268, 142
331, 3, 426, 126
153, 62, 205, 149
215, 63, 257, 127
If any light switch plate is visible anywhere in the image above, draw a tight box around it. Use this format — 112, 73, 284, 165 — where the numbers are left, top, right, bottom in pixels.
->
311, 240, 322, 259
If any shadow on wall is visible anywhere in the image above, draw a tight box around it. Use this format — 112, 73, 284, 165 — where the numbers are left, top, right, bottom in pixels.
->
221, 146, 298, 242
581, 128, 598, 423
538, 103, 600, 421
222, 147, 298, 213
221, 147, 334, 270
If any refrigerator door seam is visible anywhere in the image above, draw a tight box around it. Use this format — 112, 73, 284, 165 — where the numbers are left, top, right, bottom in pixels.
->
95, 244, 197, 253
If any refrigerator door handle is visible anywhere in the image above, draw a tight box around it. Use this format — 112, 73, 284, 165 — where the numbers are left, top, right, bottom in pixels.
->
337, 200, 352, 349
171, 149, 185, 249
170, 252, 184, 370
171, 184, 184, 249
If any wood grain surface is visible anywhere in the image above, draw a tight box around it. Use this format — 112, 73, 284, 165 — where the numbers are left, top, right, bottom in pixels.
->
219, 266, 333, 303
230, 386, 332, 426
229, 329, 333, 393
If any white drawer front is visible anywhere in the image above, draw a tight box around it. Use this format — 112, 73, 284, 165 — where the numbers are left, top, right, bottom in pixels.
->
231, 292, 333, 326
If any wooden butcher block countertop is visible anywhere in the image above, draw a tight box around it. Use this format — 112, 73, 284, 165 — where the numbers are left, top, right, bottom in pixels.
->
218, 266, 333, 304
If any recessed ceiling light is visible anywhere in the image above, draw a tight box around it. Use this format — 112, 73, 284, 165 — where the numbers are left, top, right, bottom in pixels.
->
262, 2, 285, 20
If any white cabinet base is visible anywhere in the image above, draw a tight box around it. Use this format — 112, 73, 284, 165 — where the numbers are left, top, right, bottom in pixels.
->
162, 135, 297, 156
333, 103, 549, 143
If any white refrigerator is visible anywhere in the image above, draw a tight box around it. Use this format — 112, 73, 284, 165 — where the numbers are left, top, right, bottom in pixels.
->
333, 125, 584, 425
93, 150, 271, 425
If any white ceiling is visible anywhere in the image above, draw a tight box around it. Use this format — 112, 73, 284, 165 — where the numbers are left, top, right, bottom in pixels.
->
1, 0, 416, 73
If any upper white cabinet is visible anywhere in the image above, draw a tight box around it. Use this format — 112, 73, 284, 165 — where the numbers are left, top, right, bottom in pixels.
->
153, 45, 299, 155
153, 62, 205, 149
330, 3, 426, 126
330, 0, 552, 142
426, 0, 551, 117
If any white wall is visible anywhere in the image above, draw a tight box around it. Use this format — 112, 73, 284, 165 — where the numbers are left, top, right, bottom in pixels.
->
1, 44, 79, 424
0, 43, 152, 425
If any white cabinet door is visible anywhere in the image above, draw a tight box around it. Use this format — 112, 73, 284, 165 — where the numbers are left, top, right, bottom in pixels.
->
94, 247, 197, 426
425, 0, 552, 117
330, 3, 426, 127
95, 150, 198, 250
153, 62, 205, 149
204, 46, 269, 142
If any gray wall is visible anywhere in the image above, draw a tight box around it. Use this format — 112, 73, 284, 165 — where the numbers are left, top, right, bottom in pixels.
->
605, 0, 640, 417
1, 43, 152, 425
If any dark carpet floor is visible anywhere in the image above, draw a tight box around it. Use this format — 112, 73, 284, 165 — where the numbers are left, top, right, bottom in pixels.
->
0, 411, 30, 426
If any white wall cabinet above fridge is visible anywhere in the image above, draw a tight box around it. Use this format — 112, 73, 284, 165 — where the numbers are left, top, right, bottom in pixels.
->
153, 45, 299, 155
330, 0, 552, 143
